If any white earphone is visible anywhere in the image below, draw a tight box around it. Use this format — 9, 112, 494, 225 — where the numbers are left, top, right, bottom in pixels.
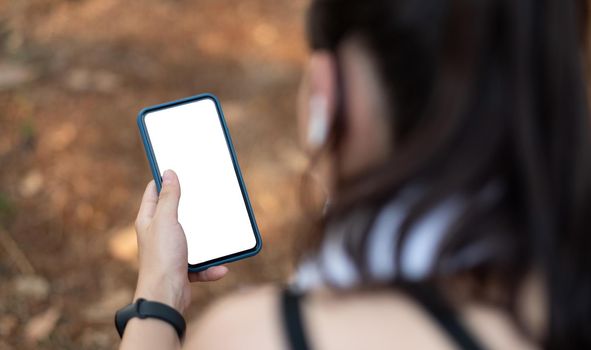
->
307, 95, 329, 149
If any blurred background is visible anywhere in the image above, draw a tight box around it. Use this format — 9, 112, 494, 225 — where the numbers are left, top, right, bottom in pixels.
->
0, 0, 309, 348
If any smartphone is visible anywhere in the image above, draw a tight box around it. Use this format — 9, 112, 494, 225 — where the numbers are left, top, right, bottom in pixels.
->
137, 93, 262, 272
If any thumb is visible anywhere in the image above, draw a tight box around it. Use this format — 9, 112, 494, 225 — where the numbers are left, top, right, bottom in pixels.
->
156, 169, 181, 220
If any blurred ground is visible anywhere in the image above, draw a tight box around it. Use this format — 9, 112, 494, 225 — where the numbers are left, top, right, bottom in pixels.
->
0, 0, 308, 348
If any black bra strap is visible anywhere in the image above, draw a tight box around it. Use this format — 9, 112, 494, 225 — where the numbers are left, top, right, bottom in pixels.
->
281, 288, 311, 350
403, 283, 486, 350
280, 285, 485, 350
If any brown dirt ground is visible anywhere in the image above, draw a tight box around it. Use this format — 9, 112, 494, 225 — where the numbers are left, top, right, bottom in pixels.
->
0, 0, 309, 348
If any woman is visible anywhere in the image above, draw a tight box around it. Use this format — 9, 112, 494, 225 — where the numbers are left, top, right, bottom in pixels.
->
120, 0, 591, 349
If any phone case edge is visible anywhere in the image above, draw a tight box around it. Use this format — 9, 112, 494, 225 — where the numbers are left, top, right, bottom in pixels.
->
136, 93, 263, 273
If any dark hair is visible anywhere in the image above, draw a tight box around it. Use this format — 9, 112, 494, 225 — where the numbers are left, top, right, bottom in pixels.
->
305, 0, 591, 348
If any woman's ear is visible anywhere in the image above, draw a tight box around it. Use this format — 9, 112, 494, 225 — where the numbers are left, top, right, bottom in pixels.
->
298, 51, 338, 152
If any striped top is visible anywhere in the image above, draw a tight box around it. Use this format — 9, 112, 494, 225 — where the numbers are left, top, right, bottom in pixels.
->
292, 185, 500, 291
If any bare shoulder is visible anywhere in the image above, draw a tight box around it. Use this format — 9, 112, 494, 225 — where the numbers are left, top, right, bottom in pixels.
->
303, 289, 535, 349
183, 285, 286, 350
182, 286, 456, 350
183, 286, 538, 350
302, 289, 458, 350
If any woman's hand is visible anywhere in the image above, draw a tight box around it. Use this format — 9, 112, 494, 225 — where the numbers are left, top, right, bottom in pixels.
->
133, 170, 228, 313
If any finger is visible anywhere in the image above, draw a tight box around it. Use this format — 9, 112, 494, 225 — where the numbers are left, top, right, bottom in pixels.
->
188, 266, 229, 282
155, 169, 181, 221
136, 180, 158, 229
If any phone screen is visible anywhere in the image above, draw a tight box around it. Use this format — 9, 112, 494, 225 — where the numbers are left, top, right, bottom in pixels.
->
141, 96, 259, 267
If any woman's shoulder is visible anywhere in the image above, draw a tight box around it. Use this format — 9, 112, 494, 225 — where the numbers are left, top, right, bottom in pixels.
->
184, 285, 286, 350
183, 285, 451, 350
183, 284, 537, 350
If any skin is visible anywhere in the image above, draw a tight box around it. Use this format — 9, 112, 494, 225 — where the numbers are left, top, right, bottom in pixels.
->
297, 38, 392, 190
120, 39, 539, 349
120, 171, 228, 350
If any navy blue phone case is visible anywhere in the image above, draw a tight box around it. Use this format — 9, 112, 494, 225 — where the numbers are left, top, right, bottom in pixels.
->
137, 93, 262, 272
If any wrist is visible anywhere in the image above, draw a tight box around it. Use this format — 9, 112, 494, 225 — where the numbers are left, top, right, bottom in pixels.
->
134, 273, 188, 313
116, 298, 186, 343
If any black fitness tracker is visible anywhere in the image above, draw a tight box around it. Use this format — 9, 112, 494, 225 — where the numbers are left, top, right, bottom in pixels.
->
114, 298, 186, 340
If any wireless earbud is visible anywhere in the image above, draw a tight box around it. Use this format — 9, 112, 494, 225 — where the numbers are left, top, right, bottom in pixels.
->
307, 95, 329, 149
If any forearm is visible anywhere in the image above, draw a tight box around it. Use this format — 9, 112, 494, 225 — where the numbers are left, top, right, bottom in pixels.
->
120, 317, 181, 350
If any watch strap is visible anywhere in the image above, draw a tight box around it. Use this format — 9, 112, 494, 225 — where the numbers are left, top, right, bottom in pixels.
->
115, 298, 186, 340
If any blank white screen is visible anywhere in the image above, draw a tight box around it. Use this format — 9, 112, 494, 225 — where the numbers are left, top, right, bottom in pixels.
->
144, 98, 256, 265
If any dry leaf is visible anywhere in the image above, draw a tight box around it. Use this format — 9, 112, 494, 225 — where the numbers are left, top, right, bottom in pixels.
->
13, 275, 50, 301
0, 62, 35, 90
19, 171, 44, 198
108, 225, 137, 265
24, 307, 61, 344
65, 68, 120, 92
83, 288, 132, 322
45, 123, 78, 151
